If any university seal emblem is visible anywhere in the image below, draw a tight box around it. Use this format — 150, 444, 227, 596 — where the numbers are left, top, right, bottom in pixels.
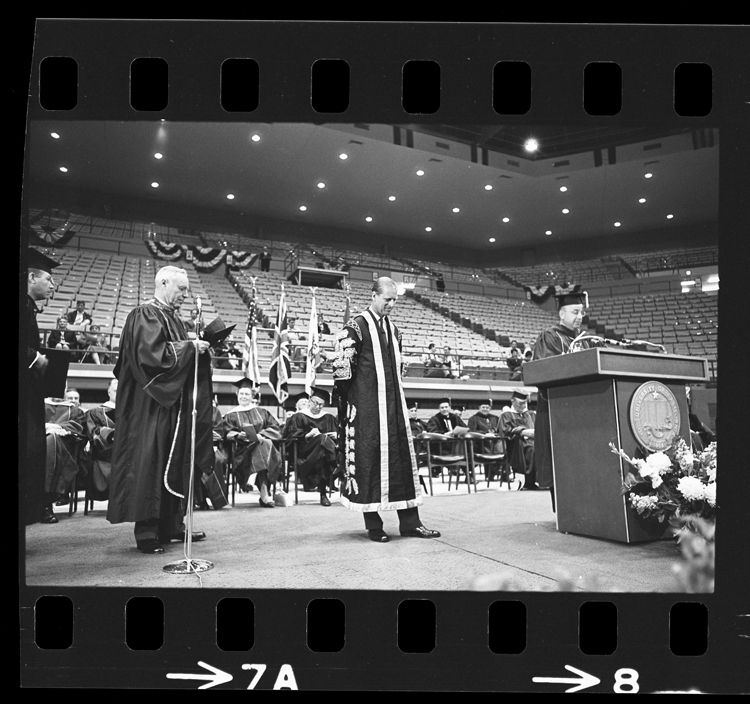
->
629, 381, 682, 452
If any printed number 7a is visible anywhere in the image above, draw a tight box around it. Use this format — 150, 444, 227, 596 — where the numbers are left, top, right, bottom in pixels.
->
242, 664, 298, 690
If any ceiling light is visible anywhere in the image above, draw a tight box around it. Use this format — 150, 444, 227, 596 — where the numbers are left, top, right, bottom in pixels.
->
250, 133, 261, 142
488, 237, 496, 243
365, 216, 373, 223
416, 169, 425, 176
50, 132, 60, 139
299, 205, 308, 212
644, 172, 653, 179
502, 217, 510, 223
154, 152, 163, 160
638, 197, 646, 204
666, 213, 674, 219
424, 226, 432, 232
338, 152, 348, 160
545, 230, 552, 236
452, 207, 460, 213
614, 221, 622, 227
685, 270, 692, 276
559, 185, 567, 192
524, 137, 539, 153
316, 182, 326, 189
59, 166, 68, 173
150, 182, 159, 188
226, 193, 235, 200
388, 195, 396, 202
484, 184, 493, 191
562, 208, 570, 214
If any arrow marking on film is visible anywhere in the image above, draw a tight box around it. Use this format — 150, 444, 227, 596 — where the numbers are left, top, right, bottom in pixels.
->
166, 661, 233, 689
532, 664, 600, 693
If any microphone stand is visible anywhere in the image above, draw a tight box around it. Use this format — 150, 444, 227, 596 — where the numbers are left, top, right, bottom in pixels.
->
164, 301, 214, 575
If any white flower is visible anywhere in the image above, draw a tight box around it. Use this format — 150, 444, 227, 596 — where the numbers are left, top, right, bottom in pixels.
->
635, 458, 663, 488
678, 452, 695, 472
677, 476, 706, 502
645, 452, 672, 474
704, 482, 716, 507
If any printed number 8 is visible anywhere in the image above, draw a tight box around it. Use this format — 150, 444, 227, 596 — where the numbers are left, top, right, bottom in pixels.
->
613, 668, 639, 693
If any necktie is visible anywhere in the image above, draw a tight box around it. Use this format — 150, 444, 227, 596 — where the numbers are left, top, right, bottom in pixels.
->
379, 316, 389, 348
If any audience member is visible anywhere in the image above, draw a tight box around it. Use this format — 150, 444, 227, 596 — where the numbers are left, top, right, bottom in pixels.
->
66, 300, 92, 330
467, 400, 505, 482
441, 345, 458, 378
222, 378, 283, 507
282, 387, 338, 506
317, 316, 331, 336
183, 307, 200, 335
421, 343, 441, 377
84, 378, 117, 501
500, 390, 537, 489
46, 316, 76, 350
259, 246, 272, 272
506, 347, 523, 380
78, 323, 111, 364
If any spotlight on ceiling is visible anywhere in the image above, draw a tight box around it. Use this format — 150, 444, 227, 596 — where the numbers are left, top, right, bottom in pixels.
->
484, 184, 493, 191
338, 152, 348, 160
502, 217, 510, 223
638, 197, 646, 204
614, 221, 622, 227
644, 172, 653, 179
150, 182, 159, 188
317, 182, 326, 189
59, 166, 68, 173
365, 216, 373, 223
416, 169, 425, 176
226, 193, 235, 200
154, 152, 163, 160
562, 208, 570, 214
488, 237, 496, 243
50, 132, 60, 139
559, 185, 567, 192
666, 213, 675, 220
452, 207, 460, 213
388, 195, 396, 202
424, 226, 432, 232
250, 133, 261, 143
299, 205, 308, 212
545, 230, 552, 236
524, 137, 539, 153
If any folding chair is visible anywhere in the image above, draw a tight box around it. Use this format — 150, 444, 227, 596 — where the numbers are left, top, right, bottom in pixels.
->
464, 431, 513, 489
420, 431, 476, 493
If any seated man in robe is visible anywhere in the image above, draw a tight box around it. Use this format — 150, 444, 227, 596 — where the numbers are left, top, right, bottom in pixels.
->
84, 378, 118, 502
500, 389, 537, 490
426, 397, 469, 476
222, 378, 283, 508
44, 392, 87, 521
194, 398, 229, 510
467, 400, 506, 482
282, 387, 338, 506
408, 402, 430, 493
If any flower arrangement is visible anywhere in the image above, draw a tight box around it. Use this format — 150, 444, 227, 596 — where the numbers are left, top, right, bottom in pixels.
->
609, 438, 717, 531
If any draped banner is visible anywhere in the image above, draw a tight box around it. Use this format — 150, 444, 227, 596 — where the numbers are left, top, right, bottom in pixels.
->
145, 239, 185, 261
144, 239, 257, 271
523, 283, 582, 305
188, 246, 227, 272
228, 251, 259, 269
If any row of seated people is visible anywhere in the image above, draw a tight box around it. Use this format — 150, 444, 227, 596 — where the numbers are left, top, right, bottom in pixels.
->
44, 301, 115, 364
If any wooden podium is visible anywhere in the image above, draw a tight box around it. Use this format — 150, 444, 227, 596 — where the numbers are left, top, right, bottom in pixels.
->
523, 347, 709, 543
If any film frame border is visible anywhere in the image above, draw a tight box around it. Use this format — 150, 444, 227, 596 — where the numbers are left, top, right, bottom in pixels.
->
19, 19, 750, 693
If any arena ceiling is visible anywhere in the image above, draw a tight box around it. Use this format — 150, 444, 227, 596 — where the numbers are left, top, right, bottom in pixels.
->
25, 120, 718, 252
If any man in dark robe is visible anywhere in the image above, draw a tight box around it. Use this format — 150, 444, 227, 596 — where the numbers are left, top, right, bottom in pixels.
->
84, 378, 118, 501
500, 390, 537, 489
282, 387, 338, 505
44, 396, 87, 513
531, 291, 594, 508
426, 398, 469, 461
222, 378, 283, 507
468, 400, 505, 482
23, 248, 60, 525
333, 277, 440, 542
407, 403, 430, 493
106, 265, 213, 554
194, 400, 229, 510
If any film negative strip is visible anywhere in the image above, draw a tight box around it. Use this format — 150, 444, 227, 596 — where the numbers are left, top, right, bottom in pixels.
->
19, 19, 750, 693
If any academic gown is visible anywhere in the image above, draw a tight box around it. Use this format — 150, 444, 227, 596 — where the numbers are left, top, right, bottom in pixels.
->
333, 310, 422, 512
193, 406, 228, 508
84, 402, 116, 500
107, 300, 214, 525
282, 409, 339, 492
500, 409, 536, 475
531, 324, 593, 489
222, 405, 282, 488
23, 295, 46, 524
427, 411, 468, 456
44, 400, 87, 497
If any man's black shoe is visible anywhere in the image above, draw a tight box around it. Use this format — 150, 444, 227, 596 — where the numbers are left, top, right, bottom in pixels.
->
40, 506, 58, 524
167, 530, 207, 542
259, 498, 276, 508
399, 526, 441, 538
320, 494, 331, 506
137, 539, 165, 554
367, 529, 390, 543
520, 484, 539, 491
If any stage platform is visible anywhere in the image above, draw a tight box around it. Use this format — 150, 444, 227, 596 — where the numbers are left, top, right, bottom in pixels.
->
25, 480, 683, 592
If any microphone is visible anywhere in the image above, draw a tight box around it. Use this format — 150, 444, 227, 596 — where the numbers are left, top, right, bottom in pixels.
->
195, 296, 203, 337
195, 296, 202, 314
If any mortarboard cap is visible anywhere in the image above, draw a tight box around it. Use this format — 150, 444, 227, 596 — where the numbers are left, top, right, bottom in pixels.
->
202, 317, 237, 347
479, 399, 493, 407
283, 391, 309, 411
555, 290, 588, 309
437, 397, 452, 406
309, 386, 331, 405
231, 377, 257, 391
511, 389, 530, 400
27, 248, 60, 273
408, 401, 419, 410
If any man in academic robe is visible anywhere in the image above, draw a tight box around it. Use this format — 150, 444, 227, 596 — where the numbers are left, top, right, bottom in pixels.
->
84, 378, 118, 502
282, 387, 339, 506
531, 291, 594, 507
222, 378, 283, 508
500, 390, 537, 489
44, 394, 87, 514
468, 400, 505, 482
23, 248, 60, 525
407, 402, 430, 494
333, 277, 440, 542
106, 266, 213, 554
426, 397, 469, 459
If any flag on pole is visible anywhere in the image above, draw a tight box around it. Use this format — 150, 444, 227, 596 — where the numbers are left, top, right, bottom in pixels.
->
242, 276, 261, 387
305, 288, 321, 396
268, 284, 291, 404
343, 280, 351, 324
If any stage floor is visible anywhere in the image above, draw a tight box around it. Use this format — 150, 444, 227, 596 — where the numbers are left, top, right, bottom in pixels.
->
24, 481, 684, 592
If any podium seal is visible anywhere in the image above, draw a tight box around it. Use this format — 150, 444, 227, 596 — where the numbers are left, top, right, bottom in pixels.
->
629, 381, 681, 452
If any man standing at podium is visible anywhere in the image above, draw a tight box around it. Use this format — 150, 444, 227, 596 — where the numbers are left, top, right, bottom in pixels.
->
530, 291, 594, 509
